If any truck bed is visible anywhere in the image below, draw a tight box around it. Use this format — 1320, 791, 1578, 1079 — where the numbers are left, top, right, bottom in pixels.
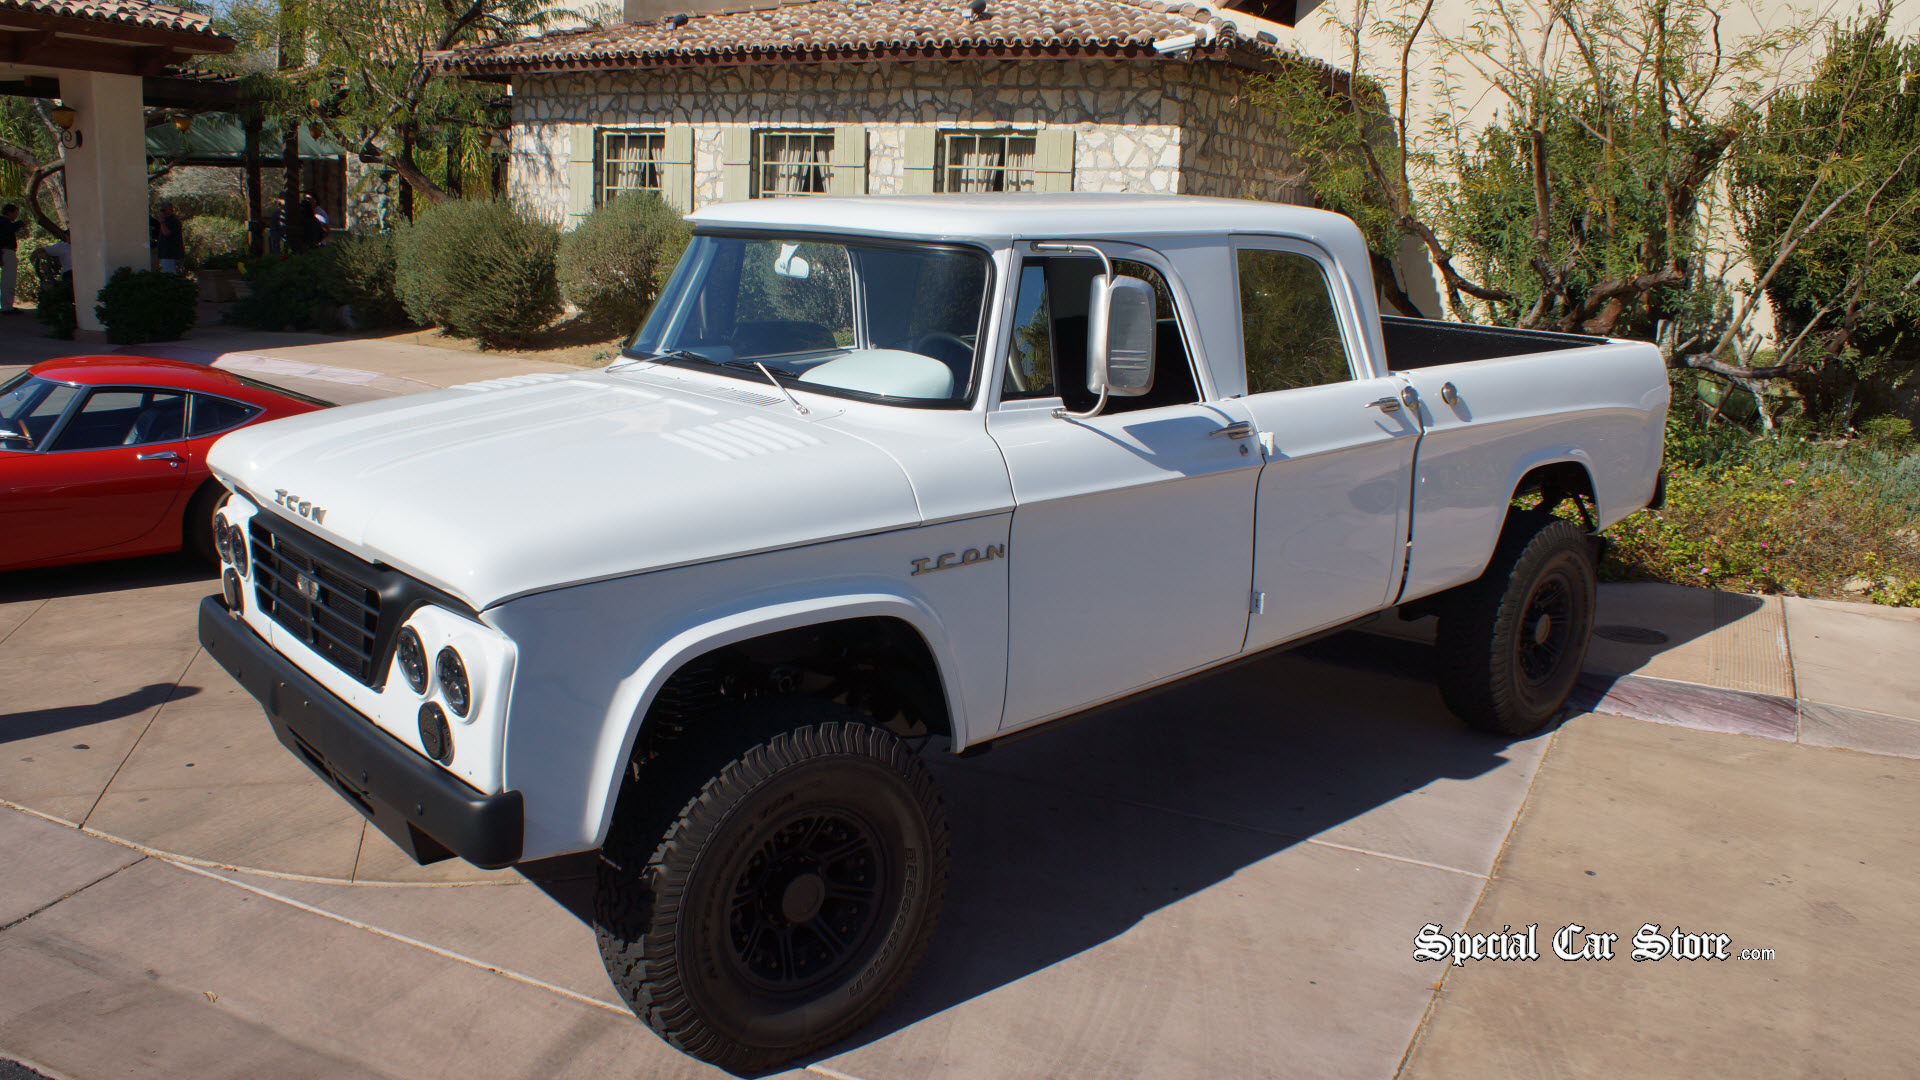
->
1382, 315, 1598, 370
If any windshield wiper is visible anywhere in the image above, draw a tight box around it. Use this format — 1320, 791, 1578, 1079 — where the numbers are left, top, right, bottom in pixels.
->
726, 360, 811, 417
606, 349, 711, 372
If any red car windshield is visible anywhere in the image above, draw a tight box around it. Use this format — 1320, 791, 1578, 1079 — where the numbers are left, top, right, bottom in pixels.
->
0, 374, 82, 451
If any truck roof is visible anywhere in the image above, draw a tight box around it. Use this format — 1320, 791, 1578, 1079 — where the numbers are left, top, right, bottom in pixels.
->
688, 193, 1361, 243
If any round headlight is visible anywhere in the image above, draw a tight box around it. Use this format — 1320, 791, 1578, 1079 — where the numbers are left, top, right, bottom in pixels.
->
437, 646, 470, 718
227, 522, 249, 576
214, 518, 232, 563
222, 568, 244, 613
417, 702, 453, 764
395, 627, 429, 694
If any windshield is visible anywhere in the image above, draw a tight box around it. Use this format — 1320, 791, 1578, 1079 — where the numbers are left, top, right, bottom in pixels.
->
627, 235, 990, 406
0, 375, 82, 451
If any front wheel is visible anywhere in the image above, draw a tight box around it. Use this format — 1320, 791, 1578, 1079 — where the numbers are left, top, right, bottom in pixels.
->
1436, 511, 1596, 737
594, 702, 950, 1072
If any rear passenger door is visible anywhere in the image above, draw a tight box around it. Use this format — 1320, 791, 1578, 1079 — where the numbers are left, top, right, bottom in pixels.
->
1233, 241, 1421, 651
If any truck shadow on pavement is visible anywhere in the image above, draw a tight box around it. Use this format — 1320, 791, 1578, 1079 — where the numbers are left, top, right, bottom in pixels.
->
528, 630, 1536, 1075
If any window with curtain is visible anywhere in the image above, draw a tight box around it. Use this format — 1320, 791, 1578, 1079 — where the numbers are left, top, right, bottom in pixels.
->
756, 131, 835, 197
598, 129, 666, 205
940, 132, 1038, 192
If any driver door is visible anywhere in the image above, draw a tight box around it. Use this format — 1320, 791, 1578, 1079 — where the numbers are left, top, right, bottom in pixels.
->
6, 386, 192, 565
989, 249, 1260, 732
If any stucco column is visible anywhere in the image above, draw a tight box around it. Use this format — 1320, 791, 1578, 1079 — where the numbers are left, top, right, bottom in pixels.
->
57, 70, 150, 334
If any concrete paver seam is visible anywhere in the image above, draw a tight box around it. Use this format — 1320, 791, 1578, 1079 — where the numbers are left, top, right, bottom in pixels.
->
0, 798, 80, 831
63, 822, 532, 887
77, 647, 202, 829
1391, 721, 1564, 1079
0, 599, 49, 649
166, 860, 631, 1016
0, 856, 148, 933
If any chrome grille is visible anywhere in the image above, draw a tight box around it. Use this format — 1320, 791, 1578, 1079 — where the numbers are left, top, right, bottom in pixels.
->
250, 517, 382, 685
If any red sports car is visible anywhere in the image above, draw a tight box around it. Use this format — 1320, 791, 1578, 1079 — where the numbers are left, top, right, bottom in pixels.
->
1, 357, 330, 572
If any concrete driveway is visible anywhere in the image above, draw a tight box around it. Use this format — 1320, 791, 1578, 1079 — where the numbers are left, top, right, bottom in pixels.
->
6, 328, 1920, 1078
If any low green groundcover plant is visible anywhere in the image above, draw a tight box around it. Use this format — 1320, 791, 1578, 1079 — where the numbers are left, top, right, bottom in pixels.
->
94, 267, 198, 345
1601, 408, 1920, 606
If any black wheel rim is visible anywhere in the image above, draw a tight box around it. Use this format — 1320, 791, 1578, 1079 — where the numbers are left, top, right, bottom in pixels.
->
1517, 571, 1575, 691
727, 810, 885, 993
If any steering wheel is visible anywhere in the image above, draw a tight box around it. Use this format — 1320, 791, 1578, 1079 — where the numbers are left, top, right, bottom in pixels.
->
907, 332, 975, 368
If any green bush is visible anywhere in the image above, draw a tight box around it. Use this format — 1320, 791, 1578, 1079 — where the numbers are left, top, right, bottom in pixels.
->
185, 215, 249, 268
557, 192, 690, 333
1861, 415, 1915, 451
94, 267, 198, 344
397, 200, 562, 349
326, 231, 406, 329
35, 272, 75, 339
225, 235, 407, 333
227, 250, 333, 331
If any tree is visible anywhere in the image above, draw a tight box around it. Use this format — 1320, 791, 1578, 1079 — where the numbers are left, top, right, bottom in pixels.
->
1731, 18, 1920, 421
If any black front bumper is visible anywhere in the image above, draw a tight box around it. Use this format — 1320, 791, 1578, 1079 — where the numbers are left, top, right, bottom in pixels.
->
198, 595, 523, 869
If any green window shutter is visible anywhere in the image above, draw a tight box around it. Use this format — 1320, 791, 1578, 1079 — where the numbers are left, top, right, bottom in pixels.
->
567, 125, 596, 223
1033, 128, 1074, 193
662, 125, 695, 212
826, 123, 868, 195
722, 127, 753, 202
902, 127, 937, 194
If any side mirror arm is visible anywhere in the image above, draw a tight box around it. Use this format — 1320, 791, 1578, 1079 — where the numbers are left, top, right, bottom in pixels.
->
1031, 241, 1117, 420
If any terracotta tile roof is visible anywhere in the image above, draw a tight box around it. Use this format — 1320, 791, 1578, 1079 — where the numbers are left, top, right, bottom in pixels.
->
0, 0, 223, 36
445, 0, 1314, 75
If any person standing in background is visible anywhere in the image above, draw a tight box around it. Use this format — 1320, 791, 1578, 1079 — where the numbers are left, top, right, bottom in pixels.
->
0, 204, 24, 314
155, 202, 185, 273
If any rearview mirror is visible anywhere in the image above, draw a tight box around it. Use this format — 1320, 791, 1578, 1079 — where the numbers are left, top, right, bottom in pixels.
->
774, 243, 811, 280
1088, 274, 1156, 398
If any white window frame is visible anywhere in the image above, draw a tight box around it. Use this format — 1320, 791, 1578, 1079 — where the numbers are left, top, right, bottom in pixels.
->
938, 130, 1040, 193
597, 128, 668, 207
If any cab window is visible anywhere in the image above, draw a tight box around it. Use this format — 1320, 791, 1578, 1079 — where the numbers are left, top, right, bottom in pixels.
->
1000, 256, 1200, 413
1237, 249, 1354, 394
189, 394, 262, 438
0, 375, 81, 450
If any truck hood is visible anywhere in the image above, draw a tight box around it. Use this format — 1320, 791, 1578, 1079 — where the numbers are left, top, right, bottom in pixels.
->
207, 371, 922, 608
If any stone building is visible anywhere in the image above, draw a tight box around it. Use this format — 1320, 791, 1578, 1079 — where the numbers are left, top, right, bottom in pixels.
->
444, 0, 1341, 223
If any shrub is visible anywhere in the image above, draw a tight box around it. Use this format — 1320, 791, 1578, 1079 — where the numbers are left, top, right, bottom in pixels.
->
397, 200, 562, 348
226, 250, 333, 331
185, 215, 249, 268
35, 272, 75, 339
557, 192, 690, 333
326, 231, 406, 329
1860, 415, 1915, 451
224, 235, 408, 333
94, 266, 198, 344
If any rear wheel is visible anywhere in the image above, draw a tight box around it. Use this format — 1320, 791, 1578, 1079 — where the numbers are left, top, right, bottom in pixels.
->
595, 699, 949, 1072
1436, 511, 1595, 736
183, 482, 223, 565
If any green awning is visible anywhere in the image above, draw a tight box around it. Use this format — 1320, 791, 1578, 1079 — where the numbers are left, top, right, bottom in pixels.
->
147, 113, 346, 165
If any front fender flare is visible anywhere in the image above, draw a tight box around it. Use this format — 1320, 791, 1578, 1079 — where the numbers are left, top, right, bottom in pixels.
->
584, 592, 972, 850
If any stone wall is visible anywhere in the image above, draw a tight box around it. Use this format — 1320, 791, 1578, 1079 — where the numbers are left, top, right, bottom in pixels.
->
506, 59, 1291, 216
1177, 63, 1310, 205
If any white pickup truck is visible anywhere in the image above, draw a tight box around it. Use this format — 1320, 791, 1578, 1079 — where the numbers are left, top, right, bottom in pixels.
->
197, 194, 1667, 1070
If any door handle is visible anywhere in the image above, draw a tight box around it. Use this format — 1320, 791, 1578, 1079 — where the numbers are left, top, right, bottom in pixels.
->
137, 450, 181, 462
1210, 420, 1255, 439
1367, 397, 1402, 413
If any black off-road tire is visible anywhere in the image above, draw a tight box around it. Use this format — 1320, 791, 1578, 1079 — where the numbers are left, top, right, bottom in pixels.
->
183, 481, 223, 565
1436, 511, 1596, 737
594, 698, 950, 1073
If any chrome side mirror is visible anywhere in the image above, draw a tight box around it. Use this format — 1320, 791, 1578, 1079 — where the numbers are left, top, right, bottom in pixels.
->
1088, 274, 1156, 398
0, 421, 32, 448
